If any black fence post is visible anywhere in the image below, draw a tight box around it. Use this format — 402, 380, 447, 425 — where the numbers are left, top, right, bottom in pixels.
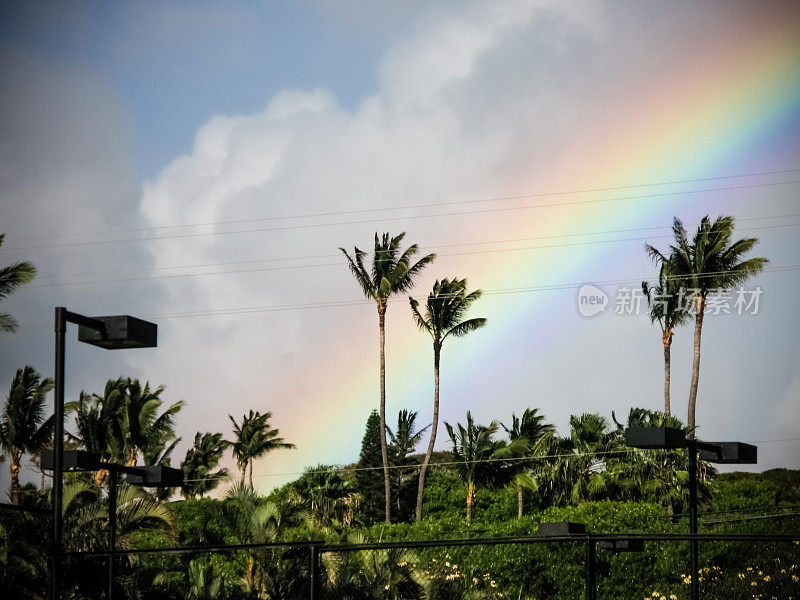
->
585, 536, 596, 600
107, 468, 118, 600
309, 544, 319, 600
689, 440, 699, 600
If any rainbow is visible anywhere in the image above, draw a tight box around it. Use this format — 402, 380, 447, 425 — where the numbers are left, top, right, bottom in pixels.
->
258, 6, 800, 491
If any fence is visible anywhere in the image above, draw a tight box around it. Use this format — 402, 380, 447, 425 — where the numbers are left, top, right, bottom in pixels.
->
56, 532, 800, 600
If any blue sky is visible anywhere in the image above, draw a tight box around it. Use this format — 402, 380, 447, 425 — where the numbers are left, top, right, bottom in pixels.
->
1, 1, 418, 177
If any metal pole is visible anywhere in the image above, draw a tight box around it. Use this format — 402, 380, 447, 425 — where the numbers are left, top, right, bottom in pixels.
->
309, 544, 319, 600
689, 440, 699, 600
585, 537, 596, 600
51, 307, 66, 600
107, 469, 118, 600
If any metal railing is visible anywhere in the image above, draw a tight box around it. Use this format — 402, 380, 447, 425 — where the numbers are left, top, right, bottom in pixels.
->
55, 531, 800, 600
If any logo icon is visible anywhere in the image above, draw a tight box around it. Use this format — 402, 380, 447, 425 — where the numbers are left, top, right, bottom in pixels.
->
577, 284, 608, 317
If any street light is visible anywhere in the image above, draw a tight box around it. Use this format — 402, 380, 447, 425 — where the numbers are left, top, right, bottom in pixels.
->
537, 521, 644, 600
624, 426, 757, 600
42, 450, 181, 600
51, 308, 157, 600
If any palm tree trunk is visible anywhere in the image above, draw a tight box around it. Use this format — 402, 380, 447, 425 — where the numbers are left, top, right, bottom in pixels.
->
9, 452, 21, 504
517, 484, 523, 519
415, 345, 440, 522
687, 295, 706, 436
378, 307, 391, 524
663, 329, 672, 416
466, 479, 475, 525
241, 463, 248, 485
249, 461, 253, 488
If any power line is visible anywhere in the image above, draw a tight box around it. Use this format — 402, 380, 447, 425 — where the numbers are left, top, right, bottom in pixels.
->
10, 167, 800, 244
9, 437, 800, 492
5, 178, 799, 252
15, 263, 799, 329
139, 263, 800, 319
26, 218, 800, 289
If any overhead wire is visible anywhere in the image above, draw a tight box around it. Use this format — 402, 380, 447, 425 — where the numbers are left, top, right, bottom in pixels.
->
8, 436, 800, 493
14, 263, 800, 329
11, 167, 800, 243
4, 177, 799, 252
25, 216, 800, 288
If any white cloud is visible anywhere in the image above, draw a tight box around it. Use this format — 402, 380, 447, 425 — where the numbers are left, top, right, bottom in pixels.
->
133, 1, 608, 490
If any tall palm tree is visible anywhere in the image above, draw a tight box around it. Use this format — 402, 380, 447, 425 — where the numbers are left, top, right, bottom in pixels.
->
0, 234, 36, 333
341, 232, 435, 523
0, 367, 53, 503
501, 408, 553, 518
648, 216, 768, 433
409, 278, 486, 522
181, 432, 230, 499
642, 263, 691, 415
229, 410, 295, 487
444, 412, 506, 524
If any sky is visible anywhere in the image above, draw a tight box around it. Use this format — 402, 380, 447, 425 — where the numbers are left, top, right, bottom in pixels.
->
1, 0, 799, 497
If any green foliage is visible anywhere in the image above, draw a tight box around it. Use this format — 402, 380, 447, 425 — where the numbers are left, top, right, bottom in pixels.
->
228, 410, 295, 487
340, 232, 436, 310
357, 410, 385, 525
66, 378, 184, 470
181, 432, 230, 499
1, 366, 54, 503
292, 465, 356, 526
0, 234, 37, 333
388, 410, 428, 522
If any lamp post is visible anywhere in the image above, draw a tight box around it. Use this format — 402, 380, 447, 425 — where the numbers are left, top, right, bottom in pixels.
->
624, 427, 756, 600
42, 449, 181, 600
51, 308, 157, 600
537, 522, 644, 600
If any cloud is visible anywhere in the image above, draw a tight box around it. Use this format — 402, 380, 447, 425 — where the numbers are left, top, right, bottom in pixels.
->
133, 1, 610, 490
0, 46, 151, 493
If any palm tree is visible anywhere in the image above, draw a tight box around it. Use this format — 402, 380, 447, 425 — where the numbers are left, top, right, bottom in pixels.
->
560, 413, 621, 504
444, 412, 506, 524
501, 408, 554, 518
341, 232, 435, 523
387, 410, 428, 464
642, 263, 691, 415
67, 378, 184, 485
387, 410, 429, 519
292, 465, 354, 526
648, 216, 768, 433
409, 278, 486, 522
229, 410, 295, 487
117, 379, 184, 467
0, 367, 53, 503
322, 531, 421, 600
610, 408, 715, 515
181, 432, 230, 499
0, 234, 36, 333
